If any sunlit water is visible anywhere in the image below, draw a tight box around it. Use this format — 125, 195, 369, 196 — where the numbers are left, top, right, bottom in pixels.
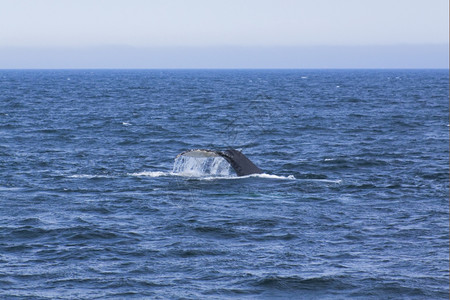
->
0, 70, 448, 299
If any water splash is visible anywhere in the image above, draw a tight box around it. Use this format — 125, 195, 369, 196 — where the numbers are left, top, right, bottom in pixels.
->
172, 155, 233, 177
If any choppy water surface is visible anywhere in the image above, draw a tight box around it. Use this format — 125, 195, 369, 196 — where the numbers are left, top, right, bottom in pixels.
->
0, 70, 448, 299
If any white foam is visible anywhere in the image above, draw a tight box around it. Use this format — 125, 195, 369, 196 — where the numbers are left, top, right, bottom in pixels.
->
68, 174, 92, 178
0, 186, 23, 191
196, 173, 296, 181
128, 171, 169, 177
68, 174, 113, 179
246, 173, 296, 180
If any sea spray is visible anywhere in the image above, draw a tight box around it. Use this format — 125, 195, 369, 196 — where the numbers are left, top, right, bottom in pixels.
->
172, 155, 232, 177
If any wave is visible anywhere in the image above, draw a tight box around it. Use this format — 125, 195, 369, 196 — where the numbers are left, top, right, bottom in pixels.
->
254, 275, 354, 290
67, 170, 339, 183
128, 171, 295, 181
67, 174, 115, 179
191, 174, 295, 181
303, 178, 343, 184
241, 173, 295, 180
67, 172, 342, 184
0, 186, 23, 191
128, 171, 169, 177
128, 171, 344, 183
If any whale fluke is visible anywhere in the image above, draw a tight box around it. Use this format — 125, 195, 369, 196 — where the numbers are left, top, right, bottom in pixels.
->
176, 149, 263, 176
218, 149, 263, 176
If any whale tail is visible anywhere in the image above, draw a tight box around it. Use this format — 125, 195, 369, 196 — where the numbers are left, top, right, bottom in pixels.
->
176, 149, 262, 176
218, 149, 262, 176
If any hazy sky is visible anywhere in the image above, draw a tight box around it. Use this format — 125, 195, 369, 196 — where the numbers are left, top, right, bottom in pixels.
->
0, 0, 448, 68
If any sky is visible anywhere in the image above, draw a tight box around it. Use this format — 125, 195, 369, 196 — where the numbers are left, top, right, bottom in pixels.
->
0, 0, 448, 68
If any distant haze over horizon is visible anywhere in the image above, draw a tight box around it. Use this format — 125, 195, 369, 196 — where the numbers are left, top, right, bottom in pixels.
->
0, 45, 448, 69
0, 0, 448, 68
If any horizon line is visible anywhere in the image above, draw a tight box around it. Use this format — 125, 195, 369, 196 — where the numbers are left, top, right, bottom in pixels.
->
1, 67, 449, 70
1, 44, 447, 69
0, 43, 448, 48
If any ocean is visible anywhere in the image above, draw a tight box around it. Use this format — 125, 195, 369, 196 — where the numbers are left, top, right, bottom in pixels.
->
0, 69, 448, 299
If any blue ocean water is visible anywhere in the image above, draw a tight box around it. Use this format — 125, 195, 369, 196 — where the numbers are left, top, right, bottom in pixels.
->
0, 69, 448, 299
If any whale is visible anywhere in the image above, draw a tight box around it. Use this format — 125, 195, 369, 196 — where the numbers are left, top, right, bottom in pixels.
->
176, 149, 263, 176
